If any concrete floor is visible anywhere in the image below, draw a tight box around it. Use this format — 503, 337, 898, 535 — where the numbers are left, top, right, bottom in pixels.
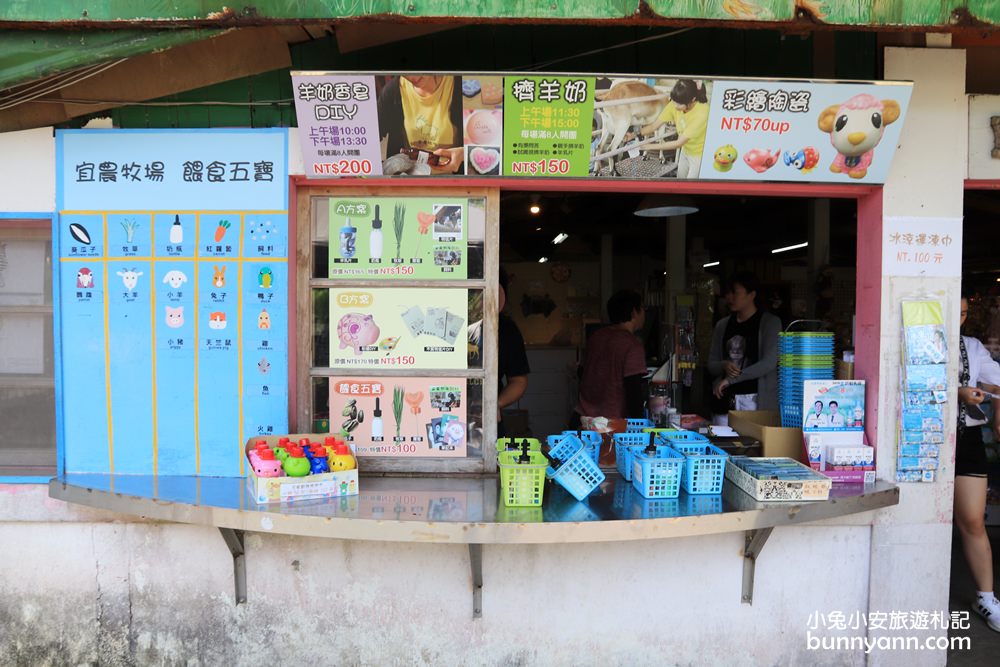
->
948, 526, 1000, 664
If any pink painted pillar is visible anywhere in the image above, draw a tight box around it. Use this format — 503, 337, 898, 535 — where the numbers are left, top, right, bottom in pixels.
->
854, 189, 883, 449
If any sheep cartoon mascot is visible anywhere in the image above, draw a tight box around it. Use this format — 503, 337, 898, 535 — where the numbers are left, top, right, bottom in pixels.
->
818, 93, 900, 179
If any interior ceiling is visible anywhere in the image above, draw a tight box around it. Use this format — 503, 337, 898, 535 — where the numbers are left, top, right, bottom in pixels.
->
499, 191, 855, 266
499, 190, 1000, 279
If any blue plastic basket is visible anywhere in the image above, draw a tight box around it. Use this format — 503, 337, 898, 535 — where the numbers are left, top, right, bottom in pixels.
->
626, 418, 654, 432
548, 430, 600, 464
546, 437, 606, 501
631, 444, 685, 499
656, 429, 709, 445
613, 431, 651, 480
671, 442, 729, 495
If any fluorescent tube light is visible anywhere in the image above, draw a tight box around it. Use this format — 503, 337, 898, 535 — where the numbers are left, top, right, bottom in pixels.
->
703, 261, 720, 268
538, 256, 549, 263
552, 232, 568, 245
771, 242, 808, 254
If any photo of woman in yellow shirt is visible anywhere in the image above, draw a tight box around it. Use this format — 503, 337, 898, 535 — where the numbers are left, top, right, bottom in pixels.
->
377, 75, 465, 174
640, 79, 710, 179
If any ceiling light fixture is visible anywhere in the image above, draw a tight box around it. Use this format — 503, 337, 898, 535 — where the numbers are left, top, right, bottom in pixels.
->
538, 256, 549, 263
529, 204, 541, 214
552, 232, 569, 245
771, 242, 809, 254
703, 261, 720, 268
634, 194, 699, 217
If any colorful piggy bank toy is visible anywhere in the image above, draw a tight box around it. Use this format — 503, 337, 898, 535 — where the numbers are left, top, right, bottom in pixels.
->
252, 457, 283, 478
712, 144, 738, 172
818, 93, 900, 179
337, 313, 380, 356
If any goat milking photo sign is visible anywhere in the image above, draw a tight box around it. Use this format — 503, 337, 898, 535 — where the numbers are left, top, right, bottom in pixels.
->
55, 129, 290, 477
292, 71, 912, 184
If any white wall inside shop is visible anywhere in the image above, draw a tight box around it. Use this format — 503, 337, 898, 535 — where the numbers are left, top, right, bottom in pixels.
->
968, 94, 1000, 180
503, 260, 601, 346
870, 47, 967, 667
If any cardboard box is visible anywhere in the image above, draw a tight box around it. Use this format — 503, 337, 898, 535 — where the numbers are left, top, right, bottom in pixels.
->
244, 435, 360, 504
727, 411, 804, 462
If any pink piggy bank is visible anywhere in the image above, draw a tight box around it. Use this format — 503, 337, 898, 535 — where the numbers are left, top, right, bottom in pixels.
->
337, 313, 380, 356
253, 458, 283, 478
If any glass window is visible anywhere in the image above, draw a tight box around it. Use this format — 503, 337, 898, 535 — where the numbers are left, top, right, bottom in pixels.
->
0, 221, 56, 477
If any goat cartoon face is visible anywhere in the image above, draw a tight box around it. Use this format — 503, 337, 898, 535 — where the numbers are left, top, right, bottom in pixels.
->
116, 268, 143, 291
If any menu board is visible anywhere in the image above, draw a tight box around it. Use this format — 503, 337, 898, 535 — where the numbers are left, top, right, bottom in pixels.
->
328, 195, 470, 280
330, 377, 468, 458
56, 129, 289, 476
329, 287, 469, 370
292, 71, 913, 185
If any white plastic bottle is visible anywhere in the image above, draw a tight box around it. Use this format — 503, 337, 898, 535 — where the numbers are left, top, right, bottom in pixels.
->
371, 396, 384, 439
369, 204, 383, 262
169, 214, 183, 244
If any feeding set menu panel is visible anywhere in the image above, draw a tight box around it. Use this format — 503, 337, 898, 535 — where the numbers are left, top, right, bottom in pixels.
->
327, 195, 478, 459
56, 129, 289, 476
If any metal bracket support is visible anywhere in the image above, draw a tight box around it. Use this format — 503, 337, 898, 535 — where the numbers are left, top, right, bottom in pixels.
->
469, 543, 483, 619
219, 527, 247, 605
741, 527, 773, 605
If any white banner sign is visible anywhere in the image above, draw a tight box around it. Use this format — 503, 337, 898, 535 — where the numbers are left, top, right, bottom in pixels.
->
882, 216, 962, 277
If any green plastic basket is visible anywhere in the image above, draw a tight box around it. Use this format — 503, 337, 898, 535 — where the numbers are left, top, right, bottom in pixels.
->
496, 437, 542, 454
498, 450, 548, 507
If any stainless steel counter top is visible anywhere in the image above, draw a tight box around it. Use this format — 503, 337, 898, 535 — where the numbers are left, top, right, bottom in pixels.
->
49, 473, 898, 545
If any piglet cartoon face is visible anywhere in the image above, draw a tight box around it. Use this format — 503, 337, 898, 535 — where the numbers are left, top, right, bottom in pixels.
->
165, 306, 184, 328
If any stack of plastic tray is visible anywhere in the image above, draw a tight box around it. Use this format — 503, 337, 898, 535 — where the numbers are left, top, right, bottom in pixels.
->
546, 434, 606, 501
670, 441, 730, 495
631, 444, 685, 499
498, 449, 548, 507
778, 331, 835, 427
613, 431, 651, 480
547, 430, 601, 464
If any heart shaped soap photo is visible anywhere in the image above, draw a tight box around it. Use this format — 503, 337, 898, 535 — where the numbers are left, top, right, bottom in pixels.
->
468, 147, 501, 175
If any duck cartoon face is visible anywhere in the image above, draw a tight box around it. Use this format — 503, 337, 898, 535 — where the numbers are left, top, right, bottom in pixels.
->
713, 144, 738, 171
818, 94, 900, 158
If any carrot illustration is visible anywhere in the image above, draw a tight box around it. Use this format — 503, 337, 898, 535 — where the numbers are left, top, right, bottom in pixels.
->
214, 220, 231, 242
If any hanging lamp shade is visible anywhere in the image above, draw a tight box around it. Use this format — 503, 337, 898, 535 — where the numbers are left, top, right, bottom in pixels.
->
633, 195, 699, 217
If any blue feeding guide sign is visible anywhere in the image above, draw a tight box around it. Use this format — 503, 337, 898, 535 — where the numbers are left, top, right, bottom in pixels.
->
55, 129, 289, 477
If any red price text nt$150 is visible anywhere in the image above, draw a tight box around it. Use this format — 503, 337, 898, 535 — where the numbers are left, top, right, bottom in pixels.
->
719, 117, 792, 135
509, 159, 572, 176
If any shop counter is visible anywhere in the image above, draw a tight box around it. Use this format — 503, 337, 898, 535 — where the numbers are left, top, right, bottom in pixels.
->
49, 474, 898, 613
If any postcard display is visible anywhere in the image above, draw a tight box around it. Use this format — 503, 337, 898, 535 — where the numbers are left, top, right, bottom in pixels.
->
327, 195, 479, 458
55, 129, 289, 476
897, 300, 948, 482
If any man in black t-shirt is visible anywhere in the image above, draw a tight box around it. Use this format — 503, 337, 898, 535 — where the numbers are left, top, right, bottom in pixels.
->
708, 272, 780, 419
497, 267, 529, 437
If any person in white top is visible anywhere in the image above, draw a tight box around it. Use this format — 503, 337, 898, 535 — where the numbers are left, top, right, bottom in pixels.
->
803, 400, 828, 429
827, 400, 846, 427
955, 296, 1000, 632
